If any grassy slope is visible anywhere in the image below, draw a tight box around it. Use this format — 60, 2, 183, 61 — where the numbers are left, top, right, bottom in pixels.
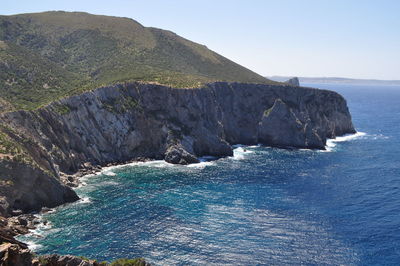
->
0, 40, 84, 110
0, 11, 277, 111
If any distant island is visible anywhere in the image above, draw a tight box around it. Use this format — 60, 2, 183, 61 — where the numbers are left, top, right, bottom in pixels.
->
268, 76, 400, 86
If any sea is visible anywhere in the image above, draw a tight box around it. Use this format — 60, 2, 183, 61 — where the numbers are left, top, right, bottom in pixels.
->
18, 83, 400, 265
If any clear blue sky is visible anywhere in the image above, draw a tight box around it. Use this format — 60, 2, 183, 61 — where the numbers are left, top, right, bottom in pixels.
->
2, 0, 400, 80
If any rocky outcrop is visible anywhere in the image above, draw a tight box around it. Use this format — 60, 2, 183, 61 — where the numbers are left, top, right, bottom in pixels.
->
0, 243, 33, 266
165, 145, 199, 165
0, 214, 151, 265
39, 256, 150, 266
0, 81, 355, 215
258, 99, 322, 148
0, 97, 13, 113
39, 254, 99, 266
285, 77, 300, 86
0, 160, 79, 216
0, 240, 150, 265
0, 216, 29, 247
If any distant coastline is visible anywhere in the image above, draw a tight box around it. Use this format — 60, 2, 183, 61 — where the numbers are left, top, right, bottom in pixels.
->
268, 76, 400, 86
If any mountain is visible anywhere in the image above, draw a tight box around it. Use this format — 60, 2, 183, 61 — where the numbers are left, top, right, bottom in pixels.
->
0, 11, 276, 111
268, 76, 400, 86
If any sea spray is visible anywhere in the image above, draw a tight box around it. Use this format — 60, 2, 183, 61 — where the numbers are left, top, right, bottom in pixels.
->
325, 131, 366, 151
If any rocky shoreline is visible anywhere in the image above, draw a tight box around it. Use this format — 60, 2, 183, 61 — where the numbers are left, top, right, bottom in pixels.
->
1, 206, 151, 265
2, 136, 363, 265
0, 154, 161, 265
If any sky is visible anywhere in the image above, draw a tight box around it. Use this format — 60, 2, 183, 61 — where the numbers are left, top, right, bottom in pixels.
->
2, 0, 400, 80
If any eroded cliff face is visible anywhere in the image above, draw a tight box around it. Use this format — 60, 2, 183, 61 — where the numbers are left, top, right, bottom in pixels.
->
0, 161, 78, 215
0, 82, 355, 214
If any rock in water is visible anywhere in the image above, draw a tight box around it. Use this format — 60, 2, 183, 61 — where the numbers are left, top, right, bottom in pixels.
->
285, 77, 300, 86
165, 145, 199, 165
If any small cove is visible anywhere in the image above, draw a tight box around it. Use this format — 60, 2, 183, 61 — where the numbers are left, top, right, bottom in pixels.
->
19, 84, 400, 265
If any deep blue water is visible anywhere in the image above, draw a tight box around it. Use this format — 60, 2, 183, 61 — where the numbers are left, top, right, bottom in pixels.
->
20, 84, 400, 265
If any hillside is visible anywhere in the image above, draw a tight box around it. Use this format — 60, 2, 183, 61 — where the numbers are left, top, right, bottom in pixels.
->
0, 11, 276, 111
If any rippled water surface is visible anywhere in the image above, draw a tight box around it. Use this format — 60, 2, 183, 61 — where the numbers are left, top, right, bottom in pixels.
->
21, 84, 400, 265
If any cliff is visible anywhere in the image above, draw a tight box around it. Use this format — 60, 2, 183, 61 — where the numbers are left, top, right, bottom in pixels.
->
0, 82, 355, 215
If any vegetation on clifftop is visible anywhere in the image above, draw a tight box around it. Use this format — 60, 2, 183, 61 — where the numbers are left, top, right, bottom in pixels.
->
0, 11, 278, 111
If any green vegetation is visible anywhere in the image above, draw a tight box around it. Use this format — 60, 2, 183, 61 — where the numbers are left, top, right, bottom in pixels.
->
0, 127, 23, 157
53, 103, 72, 115
37, 257, 49, 265
0, 125, 38, 165
264, 107, 273, 116
110, 258, 148, 266
0, 11, 278, 111
77, 255, 91, 261
0, 41, 84, 111
103, 97, 142, 114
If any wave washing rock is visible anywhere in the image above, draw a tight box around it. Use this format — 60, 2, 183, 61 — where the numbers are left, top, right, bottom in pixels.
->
0, 81, 355, 214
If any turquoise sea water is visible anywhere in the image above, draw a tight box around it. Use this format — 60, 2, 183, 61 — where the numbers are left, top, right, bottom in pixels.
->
20, 84, 400, 265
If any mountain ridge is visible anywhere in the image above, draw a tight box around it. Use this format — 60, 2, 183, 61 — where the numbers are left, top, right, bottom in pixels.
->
0, 11, 277, 111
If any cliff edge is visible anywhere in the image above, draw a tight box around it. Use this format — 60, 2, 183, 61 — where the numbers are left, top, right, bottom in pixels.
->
0, 82, 355, 215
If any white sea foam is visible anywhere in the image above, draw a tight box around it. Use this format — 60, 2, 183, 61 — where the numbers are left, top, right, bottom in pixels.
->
80, 160, 173, 182
325, 131, 366, 152
143, 160, 174, 168
187, 161, 215, 169
76, 181, 88, 188
102, 170, 117, 176
30, 221, 52, 237
369, 133, 389, 140
79, 196, 91, 204
299, 148, 314, 152
232, 144, 245, 148
232, 146, 254, 160
116, 160, 172, 169
24, 241, 43, 251
248, 144, 262, 148
15, 213, 54, 251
